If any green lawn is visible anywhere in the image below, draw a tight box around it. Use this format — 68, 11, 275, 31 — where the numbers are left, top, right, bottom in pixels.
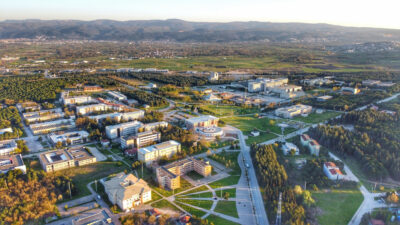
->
200, 104, 259, 117
184, 191, 213, 198
148, 192, 163, 203
151, 199, 181, 212
205, 214, 241, 225
312, 189, 363, 225
55, 162, 127, 198
209, 175, 241, 189
222, 116, 295, 144
179, 185, 210, 195
214, 200, 239, 218
292, 111, 342, 124
186, 171, 205, 180
176, 199, 214, 210
221, 188, 236, 198
174, 201, 207, 218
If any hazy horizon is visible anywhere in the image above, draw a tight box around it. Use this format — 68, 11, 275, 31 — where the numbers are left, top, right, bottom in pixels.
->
1, 0, 399, 29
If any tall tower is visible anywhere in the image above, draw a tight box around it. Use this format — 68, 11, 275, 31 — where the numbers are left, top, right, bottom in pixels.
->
276, 192, 282, 225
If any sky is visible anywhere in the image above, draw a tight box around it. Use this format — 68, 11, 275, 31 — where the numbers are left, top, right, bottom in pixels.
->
1, 0, 399, 29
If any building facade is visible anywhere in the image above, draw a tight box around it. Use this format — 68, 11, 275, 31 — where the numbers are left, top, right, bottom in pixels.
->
0, 139, 18, 156
120, 131, 161, 149
23, 108, 65, 123
185, 115, 219, 130
105, 121, 143, 139
29, 118, 75, 135
0, 154, 27, 174
138, 140, 181, 164
49, 130, 90, 146
275, 104, 312, 118
323, 162, 344, 180
107, 91, 128, 101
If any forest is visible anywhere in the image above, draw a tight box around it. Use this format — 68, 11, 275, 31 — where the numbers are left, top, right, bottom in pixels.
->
122, 89, 168, 107
308, 108, 400, 180
0, 75, 118, 102
0, 169, 75, 225
0, 106, 24, 140
119, 73, 212, 87
250, 144, 307, 225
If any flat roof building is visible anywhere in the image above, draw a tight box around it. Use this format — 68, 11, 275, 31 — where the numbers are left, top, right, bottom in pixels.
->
341, 87, 360, 95
89, 110, 145, 123
49, 130, 90, 146
107, 91, 128, 101
0, 154, 26, 174
61, 92, 95, 106
103, 173, 151, 211
23, 108, 64, 123
156, 157, 212, 190
0, 139, 18, 156
275, 104, 312, 118
105, 121, 143, 139
39, 146, 96, 172
29, 118, 75, 135
142, 121, 169, 132
121, 131, 161, 149
76, 103, 117, 116
138, 140, 181, 165
185, 115, 219, 130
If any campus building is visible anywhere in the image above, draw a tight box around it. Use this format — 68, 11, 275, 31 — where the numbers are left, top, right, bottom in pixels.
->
0, 127, 13, 135
281, 142, 300, 155
61, 92, 95, 106
49, 130, 90, 146
323, 162, 344, 180
76, 103, 117, 116
29, 118, 75, 135
138, 140, 181, 165
120, 131, 161, 149
275, 104, 312, 118
208, 72, 219, 81
23, 108, 65, 123
300, 134, 320, 156
89, 110, 145, 123
103, 173, 152, 211
105, 121, 143, 139
269, 85, 305, 99
156, 157, 212, 190
39, 146, 96, 172
16, 101, 41, 112
0, 154, 26, 174
107, 91, 128, 101
142, 121, 169, 132
185, 115, 219, 130
247, 78, 289, 92
0, 140, 17, 156
341, 87, 360, 95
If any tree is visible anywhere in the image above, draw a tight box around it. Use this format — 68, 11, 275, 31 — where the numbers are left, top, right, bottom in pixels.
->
386, 192, 399, 203
294, 185, 303, 195
223, 192, 230, 200
56, 141, 63, 149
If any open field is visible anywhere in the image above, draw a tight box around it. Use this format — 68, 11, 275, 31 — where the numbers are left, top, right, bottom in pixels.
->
214, 200, 239, 218
312, 189, 363, 225
151, 199, 180, 212
174, 201, 207, 218
179, 185, 210, 195
184, 191, 214, 198
292, 111, 342, 124
209, 175, 241, 189
54, 162, 127, 198
205, 214, 241, 225
200, 104, 260, 117
176, 199, 214, 210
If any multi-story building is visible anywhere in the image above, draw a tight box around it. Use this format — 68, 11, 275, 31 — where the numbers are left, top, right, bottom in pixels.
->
105, 121, 143, 139
269, 85, 304, 98
89, 112, 122, 123
300, 134, 320, 156
323, 162, 344, 180
185, 115, 219, 130
83, 85, 103, 92
61, 92, 95, 106
0, 139, 17, 156
29, 118, 75, 135
89, 111, 144, 123
208, 72, 219, 81
156, 157, 212, 190
341, 87, 360, 95
23, 108, 65, 123
138, 140, 181, 164
141, 121, 169, 132
0, 127, 13, 135
49, 130, 90, 146
16, 101, 41, 112
121, 131, 161, 149
39, 146, 96, 172
247, 78, 289, 92
0, 154, 26, 174
107, 91, 128, 101
281, 142, 299, 155
275, 104, 312, 118
76, 103, 117, 116
121, 110, 145, 121
103, 173, 151, 211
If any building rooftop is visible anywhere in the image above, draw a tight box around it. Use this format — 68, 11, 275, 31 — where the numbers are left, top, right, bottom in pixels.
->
186, 115, 218, 124
0, 154, 25, 173
103, 173, 151, 201
0, 139, 17, 150
106, 120, 143, 130
139, 140, 180, 155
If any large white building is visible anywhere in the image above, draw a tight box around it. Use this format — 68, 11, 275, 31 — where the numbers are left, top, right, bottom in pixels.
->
121, 131, 161, 149
0, 154, 26, 174
0, 127, 13, 135
89, 110, 144, 123
247, 78, 289, 92
323, 162, 344, 180
76, 103, 117, 116
185, 115, 219, 130
29, 118, 75, 135
103, 173, 152, 211
141, 121, 169, 132
61, 92, 95, 106
138, 140, 181, 164
105, 121, 144, 139
0, 140, 17, 156
49, 130, 90, 146
275, 104, 312, 118
107, 91, 128, 101
209, 72, 219, 81
23, 108, 64, 123
282, 142, 300, 155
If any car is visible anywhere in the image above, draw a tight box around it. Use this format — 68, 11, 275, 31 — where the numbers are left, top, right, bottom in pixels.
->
245, 163, 250, 168
97, 195, 101, 200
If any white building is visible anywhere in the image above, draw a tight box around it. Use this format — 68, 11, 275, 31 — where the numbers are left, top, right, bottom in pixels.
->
0, 127, 13, 135
105, 121, 144, 139
49, 130, 90, 146
108, 91, 128, 101
275, 104, 312, 118
23, 108, 64, 123
341, 87, 360, 95
142, 121, 169, 132
103, 173, 152, 211
0, 140, 17, 156
269, 85, 304, 99
0, 154, 26, 174
323, 162, 344, 180
89, 110, 144, 123
29, 118, 75, 135
138, 140, 181, 164
282, 142, 300, 155
76, 103, 116, 116
121, 131, 161, 149
247, 78, 289, 92
185, 115, 219, 130
209, 72, 219, 81
61, 92, 95, 106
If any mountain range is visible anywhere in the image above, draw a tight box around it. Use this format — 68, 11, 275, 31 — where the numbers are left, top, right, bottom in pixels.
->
1, 19, 400, 43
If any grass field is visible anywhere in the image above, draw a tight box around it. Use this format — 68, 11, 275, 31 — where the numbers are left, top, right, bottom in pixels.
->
174, 201, 207, 218
179, 185, 210, 195
205, 214, 241, 225
176, 199, 214, 210
209, 175, 241, 189
186, 171, 205, 180
184, 191, 214, 198
214, 200, 239, 218
55, 162, 127, 198
222, 116, 295, 144
221, 188, 237, 198
200, 104, 259, 117
292, 111, 342, 124
151, 199, 181, 212
312, 189, 363, 225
